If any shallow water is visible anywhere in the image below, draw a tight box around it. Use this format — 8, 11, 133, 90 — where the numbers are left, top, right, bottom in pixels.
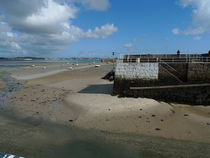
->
0, 59, 100, 68
0, 71, 210, 158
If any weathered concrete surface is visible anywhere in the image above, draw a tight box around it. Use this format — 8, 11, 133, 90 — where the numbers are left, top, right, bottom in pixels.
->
159, 63, 188, 83
188, 63, 210, 82
115, 63, 159, 79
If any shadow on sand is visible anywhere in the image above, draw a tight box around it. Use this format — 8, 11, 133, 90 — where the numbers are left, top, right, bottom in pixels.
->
79, 84, 113, 94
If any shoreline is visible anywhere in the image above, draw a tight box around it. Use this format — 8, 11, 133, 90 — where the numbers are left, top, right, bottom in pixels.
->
10, 63, 107, 80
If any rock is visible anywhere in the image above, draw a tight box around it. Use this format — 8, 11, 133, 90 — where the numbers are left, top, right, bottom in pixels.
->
152, 114, 156, 117
155, 128, 161, 131
171, 110, 175, 114
184, 114, 189, 117
69, 120, 74, 122
207, 123, 210, 126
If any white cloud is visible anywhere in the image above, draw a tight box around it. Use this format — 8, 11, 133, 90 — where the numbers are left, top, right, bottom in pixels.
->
172, 27, 204, 35
57, 0, 110, 11
124, 43, 133, 49
86, 24, 118, 39
193, 36, 202, 40
0, 22, 21, 53
173, 0, 210, 35
0, 0, 117, 56
22, 0, 77, 34
172, 28, 180, 35
77, 0, 110, 11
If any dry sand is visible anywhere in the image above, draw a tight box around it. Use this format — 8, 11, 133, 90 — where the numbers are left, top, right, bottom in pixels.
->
9, 64, 210, 143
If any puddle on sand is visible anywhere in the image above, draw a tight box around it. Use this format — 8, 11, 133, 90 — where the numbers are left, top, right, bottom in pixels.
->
0, 71, 22, 107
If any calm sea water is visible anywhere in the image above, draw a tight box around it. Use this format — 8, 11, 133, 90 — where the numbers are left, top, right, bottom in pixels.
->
0, 59, 100, 68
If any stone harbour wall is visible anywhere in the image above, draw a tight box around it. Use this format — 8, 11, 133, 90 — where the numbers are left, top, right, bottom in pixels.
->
188, 63, 210, 82
115, 63, 159, 79
114, 62, 210, 105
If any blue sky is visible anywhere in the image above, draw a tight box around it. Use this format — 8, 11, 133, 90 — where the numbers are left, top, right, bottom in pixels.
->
0, 0, 210, 57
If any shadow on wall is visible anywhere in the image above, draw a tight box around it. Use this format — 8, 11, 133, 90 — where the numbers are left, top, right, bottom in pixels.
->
79, 84, 113, 94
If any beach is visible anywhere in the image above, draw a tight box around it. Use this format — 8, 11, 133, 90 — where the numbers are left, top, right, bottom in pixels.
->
5, 63, 210, 142
0, 62, 210, 157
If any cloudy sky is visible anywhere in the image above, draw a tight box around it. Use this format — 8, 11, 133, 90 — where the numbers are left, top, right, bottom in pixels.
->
0, 0, 210, 57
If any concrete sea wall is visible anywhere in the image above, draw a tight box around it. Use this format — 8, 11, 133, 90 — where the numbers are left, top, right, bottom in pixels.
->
114, 62, 210, 105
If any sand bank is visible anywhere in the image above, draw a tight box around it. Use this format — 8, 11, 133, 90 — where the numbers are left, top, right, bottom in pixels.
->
8, 64, 210, 143
11, 63, 105, 80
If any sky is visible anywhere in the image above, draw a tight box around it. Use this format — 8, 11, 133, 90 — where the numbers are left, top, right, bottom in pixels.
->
0, 0, 210, 57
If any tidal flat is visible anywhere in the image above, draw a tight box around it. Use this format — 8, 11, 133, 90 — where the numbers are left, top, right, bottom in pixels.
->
0, 63, 210, 158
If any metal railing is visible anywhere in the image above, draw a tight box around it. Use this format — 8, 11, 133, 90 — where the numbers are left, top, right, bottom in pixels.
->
117, 57, 210, 63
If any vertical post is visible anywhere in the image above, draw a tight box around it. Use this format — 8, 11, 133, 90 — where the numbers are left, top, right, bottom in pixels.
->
112, 52, 115, 71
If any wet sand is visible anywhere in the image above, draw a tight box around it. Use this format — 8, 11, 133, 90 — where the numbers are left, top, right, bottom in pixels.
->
7, 64, 210, 142
0, 78, 5, 90
1, 109, 210, 158
0, 63, 210, 157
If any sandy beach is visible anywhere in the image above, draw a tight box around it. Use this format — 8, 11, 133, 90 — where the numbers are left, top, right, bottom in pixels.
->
5, 63, 210, 144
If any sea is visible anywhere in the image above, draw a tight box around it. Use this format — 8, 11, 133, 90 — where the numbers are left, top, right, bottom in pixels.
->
0, 59, 101, 68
